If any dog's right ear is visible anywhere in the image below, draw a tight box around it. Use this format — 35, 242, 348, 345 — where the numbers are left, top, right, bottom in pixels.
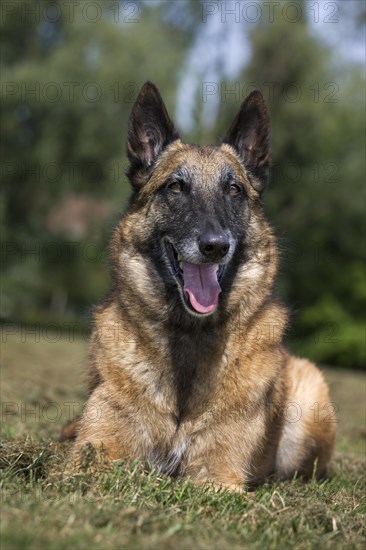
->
126, 81, 179, 190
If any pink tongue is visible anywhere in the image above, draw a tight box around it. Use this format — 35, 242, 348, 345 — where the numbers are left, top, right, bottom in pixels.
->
183, 262, 221, 314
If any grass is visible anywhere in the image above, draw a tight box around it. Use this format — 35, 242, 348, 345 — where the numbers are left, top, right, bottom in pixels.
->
1, 328, 365, 549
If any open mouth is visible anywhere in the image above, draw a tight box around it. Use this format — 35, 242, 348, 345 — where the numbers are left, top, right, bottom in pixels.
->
164, 240, 225, 315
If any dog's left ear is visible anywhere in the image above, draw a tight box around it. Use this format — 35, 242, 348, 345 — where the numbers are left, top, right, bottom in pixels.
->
127, 81, 180, 189
223, 91, 271, 193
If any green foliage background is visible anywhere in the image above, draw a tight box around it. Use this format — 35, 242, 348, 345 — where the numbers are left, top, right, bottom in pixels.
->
1, 0, 365, 368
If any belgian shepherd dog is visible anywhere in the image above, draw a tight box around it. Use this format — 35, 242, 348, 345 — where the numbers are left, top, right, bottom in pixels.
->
70, 82, 335, 490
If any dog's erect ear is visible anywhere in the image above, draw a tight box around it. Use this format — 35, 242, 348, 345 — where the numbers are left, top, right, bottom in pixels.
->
223, 91, 271, 193
126, 81, 179, 189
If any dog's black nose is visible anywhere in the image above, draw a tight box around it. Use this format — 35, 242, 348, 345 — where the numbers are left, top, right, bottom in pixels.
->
199, 232, 230, 261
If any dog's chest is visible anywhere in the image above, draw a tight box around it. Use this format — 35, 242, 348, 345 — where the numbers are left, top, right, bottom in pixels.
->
144, 396, 218, 476
150, 434, 190, 476
145, 410, 208, 476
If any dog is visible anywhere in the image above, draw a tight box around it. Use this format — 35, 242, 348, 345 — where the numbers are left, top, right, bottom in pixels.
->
70, 81, 335, 490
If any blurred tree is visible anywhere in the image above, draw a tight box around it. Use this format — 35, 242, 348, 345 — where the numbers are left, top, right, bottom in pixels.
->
212, 0, 365, 368
1, 0, 364, 368
1, 0, 192, 324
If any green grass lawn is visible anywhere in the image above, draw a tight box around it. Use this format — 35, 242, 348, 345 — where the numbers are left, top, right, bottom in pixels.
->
1, 328, 365, 549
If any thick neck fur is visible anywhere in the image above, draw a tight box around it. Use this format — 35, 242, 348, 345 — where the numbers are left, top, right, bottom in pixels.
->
104, 204, 286, 420
106, 276, 287, 422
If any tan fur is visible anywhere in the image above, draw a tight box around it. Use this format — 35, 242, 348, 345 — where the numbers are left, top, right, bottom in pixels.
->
71, 95, 335, 488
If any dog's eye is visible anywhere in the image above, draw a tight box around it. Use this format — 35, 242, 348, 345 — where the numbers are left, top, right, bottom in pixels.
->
167, 181, 183, 193
228, 183, 241, 196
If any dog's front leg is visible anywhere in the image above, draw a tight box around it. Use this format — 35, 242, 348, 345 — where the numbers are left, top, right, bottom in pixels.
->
71, 384, 135, 463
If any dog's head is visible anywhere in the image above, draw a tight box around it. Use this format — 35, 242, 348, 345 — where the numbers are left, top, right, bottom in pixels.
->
120, 82, 275, 319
